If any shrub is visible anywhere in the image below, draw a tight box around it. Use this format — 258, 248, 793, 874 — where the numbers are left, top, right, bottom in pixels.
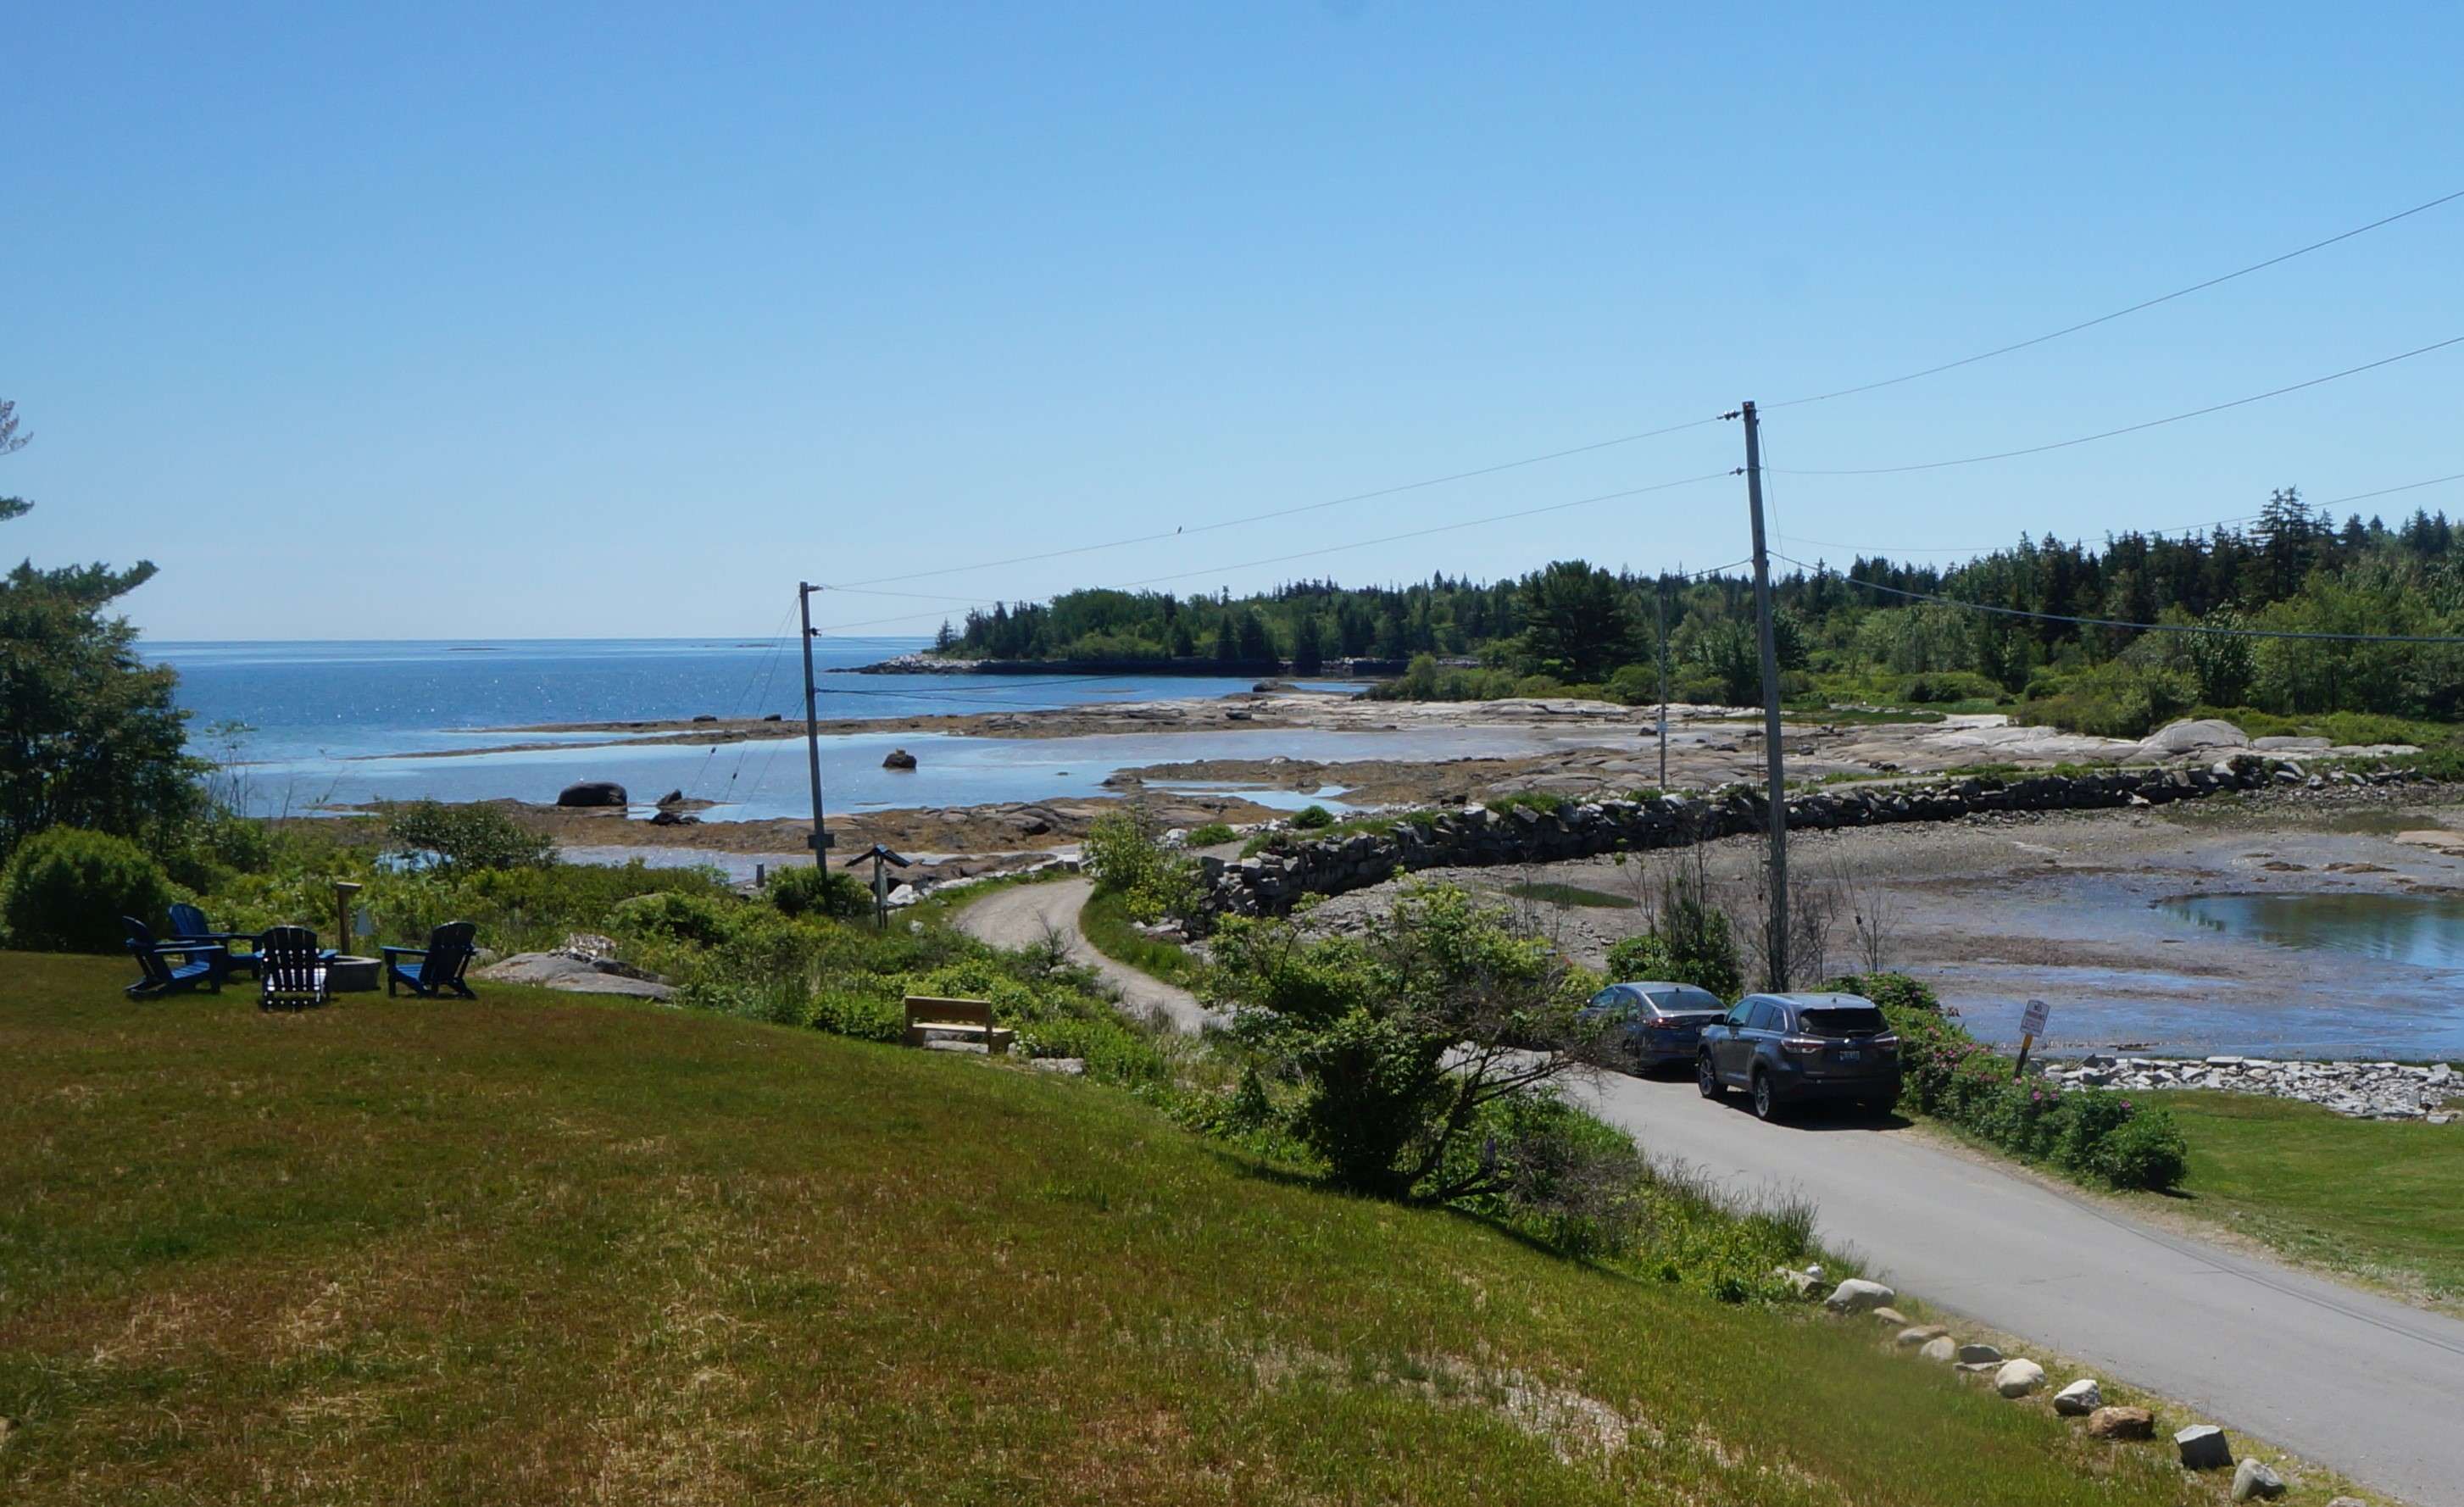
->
2085, 1107, 2190, 1190
1083, 808, 1200, 922
2014, 661, 2196, 739
1183, 822, 1237, 847
1604, 932, 1675, 982
382, 800, 555, 872
1603, 664, 1660, 706
1288, 804, 1334, 830
609, 889, 743, 948
0, 826, 182, 953
770, 865, 870, 920
1849, 970, 2186, 1192
1897, 670, 2004, 705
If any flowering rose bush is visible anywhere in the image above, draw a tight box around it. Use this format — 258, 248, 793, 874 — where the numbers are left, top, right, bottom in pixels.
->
1828, 972, 2187, 1192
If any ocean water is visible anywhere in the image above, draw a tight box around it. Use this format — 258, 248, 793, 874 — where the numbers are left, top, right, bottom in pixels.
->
146, 637, 1416, 819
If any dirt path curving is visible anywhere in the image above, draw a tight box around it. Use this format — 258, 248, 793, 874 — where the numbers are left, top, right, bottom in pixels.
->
956, 878, 1221, 1034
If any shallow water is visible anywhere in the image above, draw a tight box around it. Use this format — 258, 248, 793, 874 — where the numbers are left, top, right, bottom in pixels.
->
153, 637, 1382, 817
2158, 893, 2464, 971
252, 724, 1589, 820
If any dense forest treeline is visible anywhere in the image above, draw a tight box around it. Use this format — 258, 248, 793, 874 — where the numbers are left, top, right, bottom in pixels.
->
938, 490, 2464, 736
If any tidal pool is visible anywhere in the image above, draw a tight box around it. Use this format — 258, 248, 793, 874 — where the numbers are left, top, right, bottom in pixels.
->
2158, 893, 2464, 972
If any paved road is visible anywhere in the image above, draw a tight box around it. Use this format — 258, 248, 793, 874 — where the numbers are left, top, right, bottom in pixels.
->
977, 895, 2463, 1502
957, 878, 1221, 1033
1571, 1069, 2464, 1506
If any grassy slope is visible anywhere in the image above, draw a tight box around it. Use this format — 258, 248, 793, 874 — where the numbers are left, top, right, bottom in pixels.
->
2132, 1090, 2464, 1310
3, 954, 2213, 1507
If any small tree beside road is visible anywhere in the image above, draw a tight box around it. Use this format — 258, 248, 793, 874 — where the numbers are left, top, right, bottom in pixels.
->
1207, 884, 1612, 1205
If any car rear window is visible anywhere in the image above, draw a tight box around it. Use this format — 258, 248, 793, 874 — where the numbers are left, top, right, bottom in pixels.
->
1795, 1006, 1887, 1037
1643, 987, 1723, 1015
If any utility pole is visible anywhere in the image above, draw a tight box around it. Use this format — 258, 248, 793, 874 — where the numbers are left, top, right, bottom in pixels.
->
1655, 576, 1670, 791
798, 582, 833, 867
1739, 402, 1789, 990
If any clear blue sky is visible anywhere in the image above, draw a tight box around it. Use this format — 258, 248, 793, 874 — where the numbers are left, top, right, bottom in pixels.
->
5, 2, 2459, 640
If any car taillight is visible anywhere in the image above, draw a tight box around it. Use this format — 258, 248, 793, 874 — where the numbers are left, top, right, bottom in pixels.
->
1781, 1037, 1823, 1054
1875, 1035, 1900, 1054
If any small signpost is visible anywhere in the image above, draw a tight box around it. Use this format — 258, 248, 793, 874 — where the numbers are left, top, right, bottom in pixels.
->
2014, 997, 2051, 1079
843, 842, 911, 931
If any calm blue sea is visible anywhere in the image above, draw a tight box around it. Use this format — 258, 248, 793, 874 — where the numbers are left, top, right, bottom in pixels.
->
143, 638, 1421, 820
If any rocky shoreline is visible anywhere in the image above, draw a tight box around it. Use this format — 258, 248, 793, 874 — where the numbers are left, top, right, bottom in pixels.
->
2047, 1054, 2459, 1121
1197, 756, 2424, 920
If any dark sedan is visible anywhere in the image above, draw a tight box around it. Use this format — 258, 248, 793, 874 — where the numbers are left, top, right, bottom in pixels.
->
1578, 981, 1729, 1071
1696, 992, 1901, 1121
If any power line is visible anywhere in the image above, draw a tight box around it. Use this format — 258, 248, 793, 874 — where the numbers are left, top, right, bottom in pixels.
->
1769, 334, 2464, 477
829, 414, 1728, 591
1766, 186, 2464, 409
1776, 551, 2464, 645
816, 187, 2461, 596
815, 470, 1738, 633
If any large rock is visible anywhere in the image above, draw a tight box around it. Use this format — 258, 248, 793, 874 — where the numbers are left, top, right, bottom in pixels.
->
1895, 1325, 1950, 1349
1918, 1336, 1958, 1363
1825, 1277, 1896, 1314
2134, 718, 2250, 761
2232, 1460, 2286, 1501
556, 781, 628, 808
1773, 1267, 1823, 1299
1994, 1359, 2047, 1398
1955, 1343, 2003, 1365
2053, 1378, 2103, 1415
472, 952, 675, 1001
2088, 1406, 2155, 1440
882, 748, 919, 770
2176, 1424, 2233, 1471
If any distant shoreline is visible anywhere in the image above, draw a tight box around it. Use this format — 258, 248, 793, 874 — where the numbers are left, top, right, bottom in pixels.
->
853, 650, 1416, 678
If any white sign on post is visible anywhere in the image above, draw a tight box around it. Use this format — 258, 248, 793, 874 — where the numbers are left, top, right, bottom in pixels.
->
2020, 998, 2051, 1037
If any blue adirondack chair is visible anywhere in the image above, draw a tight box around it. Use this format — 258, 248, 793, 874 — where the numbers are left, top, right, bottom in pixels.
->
168, 902, 261, 978
122, 916, 225, 999
383, 921, 479, 998
257, 925, 330, 1011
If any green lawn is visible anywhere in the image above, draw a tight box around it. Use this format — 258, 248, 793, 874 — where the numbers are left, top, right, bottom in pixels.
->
0, 952, 2262, 1504
2133, 1090, 2464, 1309
1501, 880, 1637, 910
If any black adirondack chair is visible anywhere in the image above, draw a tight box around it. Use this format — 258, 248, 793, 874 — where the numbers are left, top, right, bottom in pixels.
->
383, 920, 479, 998
168, 902, 261, 978
257, 925, 330, 1011
123, 916, 225, 999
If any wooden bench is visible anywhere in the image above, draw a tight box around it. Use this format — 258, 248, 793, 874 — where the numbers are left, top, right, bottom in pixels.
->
904, 995, 1014, 1056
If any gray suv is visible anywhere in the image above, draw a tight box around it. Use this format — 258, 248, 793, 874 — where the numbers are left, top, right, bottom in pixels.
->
1697, 992, 1901, 1121
1578, 981, 1729, 1072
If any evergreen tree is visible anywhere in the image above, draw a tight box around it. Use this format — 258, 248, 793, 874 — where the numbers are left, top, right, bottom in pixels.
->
1292, 614, 1325, 676
0, 401, 199, 860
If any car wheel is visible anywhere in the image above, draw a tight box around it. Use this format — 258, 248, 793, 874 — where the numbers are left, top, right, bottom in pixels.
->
1696, 1052, 1725, 1100
1750, 1070, 1777, 1121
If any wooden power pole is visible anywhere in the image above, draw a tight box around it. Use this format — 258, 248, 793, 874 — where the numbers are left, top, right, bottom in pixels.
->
798, 582, 833, 867
1740, 402, 1789, 990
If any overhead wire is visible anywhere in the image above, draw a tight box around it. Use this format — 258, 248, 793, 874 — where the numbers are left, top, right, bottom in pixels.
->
1774, 471, 2464, 559
1766, 334, 2464, 477
1764, 186, 2464, 409
813, 470, 1739, 634
815, 186, 2461, 594
826, 414, 1730, 591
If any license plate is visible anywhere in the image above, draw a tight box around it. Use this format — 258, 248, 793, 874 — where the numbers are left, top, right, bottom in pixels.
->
1835, 1050, 1861, 1063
